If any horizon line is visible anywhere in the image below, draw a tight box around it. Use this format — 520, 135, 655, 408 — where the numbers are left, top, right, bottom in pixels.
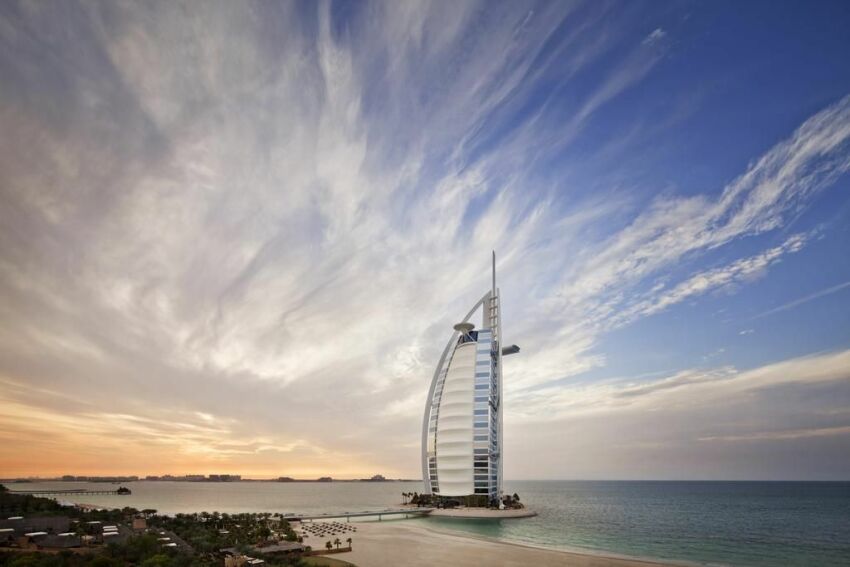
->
3, 476, 849, 483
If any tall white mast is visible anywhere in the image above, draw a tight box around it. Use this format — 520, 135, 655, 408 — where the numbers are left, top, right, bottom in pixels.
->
491, 250, 503, 499
492, 250, 496, 297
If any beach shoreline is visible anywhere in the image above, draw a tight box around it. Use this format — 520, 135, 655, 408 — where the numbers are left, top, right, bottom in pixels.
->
411, 520, 704, 566
316, 520, 695, 567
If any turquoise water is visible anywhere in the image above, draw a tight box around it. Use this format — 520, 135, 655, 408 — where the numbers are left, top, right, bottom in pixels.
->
421, 481, 850, 566
8, 480, 849, 566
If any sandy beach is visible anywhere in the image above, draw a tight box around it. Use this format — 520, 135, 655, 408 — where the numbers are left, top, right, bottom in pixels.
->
323, 521, 685, 567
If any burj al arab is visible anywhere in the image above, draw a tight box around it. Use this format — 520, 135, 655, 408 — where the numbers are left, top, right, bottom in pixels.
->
421, 253, 520, 506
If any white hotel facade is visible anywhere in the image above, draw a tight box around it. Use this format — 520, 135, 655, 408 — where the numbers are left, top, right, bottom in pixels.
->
421, 254, 519, 504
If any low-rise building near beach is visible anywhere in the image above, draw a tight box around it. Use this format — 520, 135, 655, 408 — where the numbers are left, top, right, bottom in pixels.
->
22, 531, 48, 545
0, 515, 71, 535
37, 533, 81, 549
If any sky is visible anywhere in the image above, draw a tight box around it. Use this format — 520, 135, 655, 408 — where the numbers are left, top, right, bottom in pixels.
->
1, 0, 849, 481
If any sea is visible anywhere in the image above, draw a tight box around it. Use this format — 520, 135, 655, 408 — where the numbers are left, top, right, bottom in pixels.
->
5, 480, 849, 566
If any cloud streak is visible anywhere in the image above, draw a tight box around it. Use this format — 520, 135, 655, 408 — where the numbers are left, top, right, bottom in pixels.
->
751, 279, 850, 320
508, 349, 850, 479
0, 2, 849, 478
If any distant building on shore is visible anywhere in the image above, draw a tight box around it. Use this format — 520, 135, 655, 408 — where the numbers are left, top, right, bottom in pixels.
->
422, 253, 519, 505
143, 474, 241, 482
59, 475, 138, 482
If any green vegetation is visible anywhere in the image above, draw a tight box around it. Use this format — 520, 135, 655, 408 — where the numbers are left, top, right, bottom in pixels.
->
404, 489, 524, 509
1, 484, 143, 525
0, 525, 305, 567
148, 511, 300, 556
407, 492, 491, 508
0, 535, 199, 567
0, 484, 66, 516
0, 486, 311, 567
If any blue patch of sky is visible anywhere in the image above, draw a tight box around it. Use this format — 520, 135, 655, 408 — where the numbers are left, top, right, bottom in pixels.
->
582, 180, 850, 385
647, 2, 850, 196
559, 1, 850, 207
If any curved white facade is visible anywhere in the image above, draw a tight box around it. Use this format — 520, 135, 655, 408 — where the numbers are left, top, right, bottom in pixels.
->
434, 342, 476, 495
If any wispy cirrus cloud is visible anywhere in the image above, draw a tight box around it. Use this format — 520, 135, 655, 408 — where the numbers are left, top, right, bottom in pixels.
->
508, 349, 850, 479
611, 233, 807, 326
0, 374, 337, 476
699, 426, 850, 443
751, 279, 850, 320
0, 1, 849, 478
507, 95, 850, 390
511, 349, 850, 422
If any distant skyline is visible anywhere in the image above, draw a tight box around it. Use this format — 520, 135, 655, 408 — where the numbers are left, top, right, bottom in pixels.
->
1, 1, 849, 481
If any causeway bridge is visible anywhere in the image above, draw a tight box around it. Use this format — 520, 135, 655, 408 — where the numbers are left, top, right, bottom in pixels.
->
286, 508, 434, 522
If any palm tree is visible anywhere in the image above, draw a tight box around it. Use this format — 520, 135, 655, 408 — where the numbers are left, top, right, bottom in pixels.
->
346, 537, 352, 549
334, 537, 341, 549
325, 541, 333, 552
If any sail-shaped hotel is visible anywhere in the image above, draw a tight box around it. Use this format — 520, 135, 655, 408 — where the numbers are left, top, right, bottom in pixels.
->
421, 253, 519, 505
